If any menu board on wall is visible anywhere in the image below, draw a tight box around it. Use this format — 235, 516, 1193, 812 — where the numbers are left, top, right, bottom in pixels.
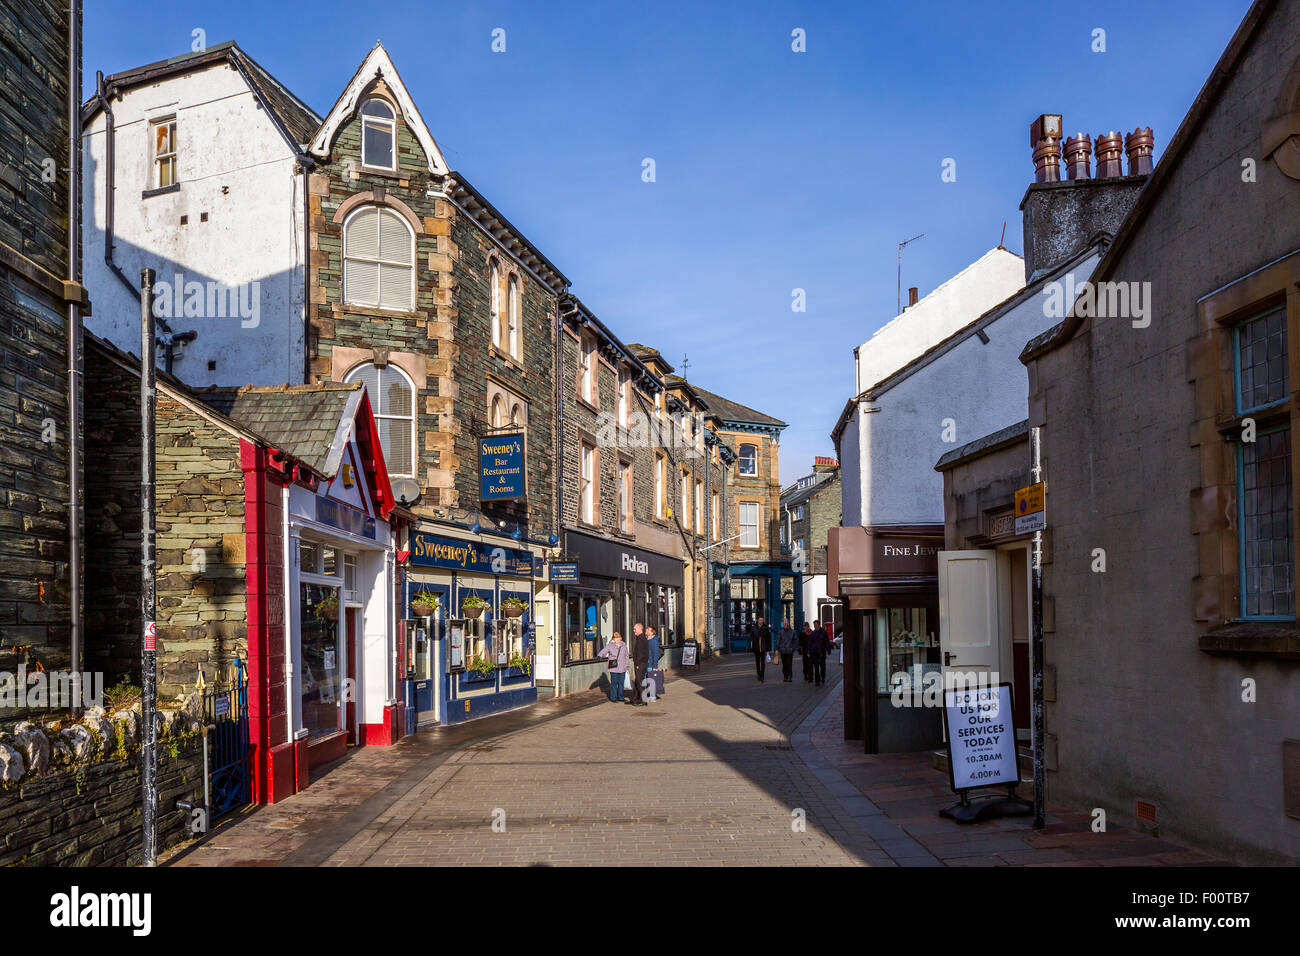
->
448, 621, 466, 672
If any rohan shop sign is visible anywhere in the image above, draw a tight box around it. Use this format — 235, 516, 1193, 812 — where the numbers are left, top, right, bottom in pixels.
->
410, 531, 535, 578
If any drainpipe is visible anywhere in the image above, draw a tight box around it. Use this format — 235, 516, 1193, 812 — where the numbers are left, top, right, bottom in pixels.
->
139, 267, 158, 867
67, 0, 83, 690
1030, 426, 1046, 830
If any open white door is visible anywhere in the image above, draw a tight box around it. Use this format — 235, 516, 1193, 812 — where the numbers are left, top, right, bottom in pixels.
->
937, 550, 1000, 682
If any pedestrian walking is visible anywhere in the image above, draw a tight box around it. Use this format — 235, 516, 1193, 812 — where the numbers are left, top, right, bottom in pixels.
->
749, 616, 771, 682
776, 620, 797, 682
800, 622, 814, 682
630, 622, 650, 706
644, 625, 662, 702
808, 622, 829, 687
596, 632, 629, 702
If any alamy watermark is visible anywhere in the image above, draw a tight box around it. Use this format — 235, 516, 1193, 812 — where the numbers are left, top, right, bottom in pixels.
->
1042, 274, 1151, 328
889, 669, 1002, 709
151, 271, 260, 328
595, 408, 706, 458
0, 667, 104, 710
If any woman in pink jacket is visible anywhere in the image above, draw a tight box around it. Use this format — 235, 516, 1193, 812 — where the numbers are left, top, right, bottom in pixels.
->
597, 632, 629, 702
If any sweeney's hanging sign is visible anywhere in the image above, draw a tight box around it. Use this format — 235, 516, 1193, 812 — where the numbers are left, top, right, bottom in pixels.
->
480, 432, 526, 500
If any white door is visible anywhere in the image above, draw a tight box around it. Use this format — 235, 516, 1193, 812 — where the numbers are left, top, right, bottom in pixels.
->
533, 599, 553, 681
937, 550, 1000, 684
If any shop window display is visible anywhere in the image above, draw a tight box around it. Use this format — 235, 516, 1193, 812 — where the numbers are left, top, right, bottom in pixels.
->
875, 607, 937, 693
300, 583, 342, 739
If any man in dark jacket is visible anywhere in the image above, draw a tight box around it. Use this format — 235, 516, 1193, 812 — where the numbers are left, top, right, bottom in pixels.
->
800, 622, 814, 682
749, 617, 770, 682
807, 624, 829, 687
630, 622, 650, 706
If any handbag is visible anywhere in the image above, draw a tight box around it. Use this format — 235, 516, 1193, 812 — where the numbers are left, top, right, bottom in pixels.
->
623, 670, 633, 691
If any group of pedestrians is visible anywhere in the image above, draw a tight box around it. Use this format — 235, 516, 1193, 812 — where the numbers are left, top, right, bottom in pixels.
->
749, 616, 832, 686
596, 622, 664, 706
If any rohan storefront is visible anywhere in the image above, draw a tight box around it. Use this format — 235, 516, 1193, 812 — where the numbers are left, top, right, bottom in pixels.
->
557, 528, 686, 696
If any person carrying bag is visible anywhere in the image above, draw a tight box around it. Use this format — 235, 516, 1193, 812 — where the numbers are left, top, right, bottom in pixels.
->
596, 632, 629, 702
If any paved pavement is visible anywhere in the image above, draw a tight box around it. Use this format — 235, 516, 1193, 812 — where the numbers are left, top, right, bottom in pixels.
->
164, 653, 1222, 867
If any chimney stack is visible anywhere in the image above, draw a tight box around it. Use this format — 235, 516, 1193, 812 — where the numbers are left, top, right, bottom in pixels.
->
1029, 113, 1064, 183
908, 286, 918, 307
1124, 126, 1155, 175
1020, 113, 1154, 283
1094, 131, 1124, 178
1064, 133, 1092, 179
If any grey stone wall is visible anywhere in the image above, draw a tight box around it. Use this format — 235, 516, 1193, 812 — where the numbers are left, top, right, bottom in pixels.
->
1026, 0, 1300, 864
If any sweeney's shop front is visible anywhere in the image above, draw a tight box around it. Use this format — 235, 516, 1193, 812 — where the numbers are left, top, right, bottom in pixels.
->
404, 528, 541, 725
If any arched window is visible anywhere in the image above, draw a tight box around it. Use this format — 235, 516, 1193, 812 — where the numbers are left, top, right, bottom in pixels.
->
343, 206, 414, 311
345, 362, 415, 477
360, 98, 396, 170
738, 443, 758, 476
507, 275, 520, 358
510, 403, 522, 426
490, 260, 502, 348
490, 394, 505, 428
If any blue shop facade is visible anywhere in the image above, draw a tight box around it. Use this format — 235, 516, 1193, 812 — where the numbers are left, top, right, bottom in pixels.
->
721, 559, 802, 652
402, 526, 543, 726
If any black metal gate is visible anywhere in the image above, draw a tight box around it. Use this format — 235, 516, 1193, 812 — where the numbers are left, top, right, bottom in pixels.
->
201, 658, 250, 820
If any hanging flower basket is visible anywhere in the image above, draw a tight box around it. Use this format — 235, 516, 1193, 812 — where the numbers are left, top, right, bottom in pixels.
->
411, 590, 440, 618
461, 595, 488, 619
501, 596, 528, 619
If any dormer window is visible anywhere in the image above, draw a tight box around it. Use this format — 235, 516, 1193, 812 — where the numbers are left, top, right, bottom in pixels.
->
360, 98, 396, 170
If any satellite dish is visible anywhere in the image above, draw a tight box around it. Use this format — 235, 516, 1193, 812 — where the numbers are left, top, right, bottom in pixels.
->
392, 478, 421, 505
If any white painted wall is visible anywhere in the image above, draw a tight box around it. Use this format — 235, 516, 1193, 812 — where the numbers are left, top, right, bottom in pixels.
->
858, 254, 1100, 527
83, 63, 307, 387
855, 247, 1024, 393
838, 407, 863, 527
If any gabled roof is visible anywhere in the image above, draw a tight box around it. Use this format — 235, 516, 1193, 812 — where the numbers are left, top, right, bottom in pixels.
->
308, 43, 448, 174
686, 383, 787, 429
1022, 0, 1277, 364
82, 41, 320, 152
201, 382, 363, 477
780, 469, 838, 508
832, 237, 1105, 445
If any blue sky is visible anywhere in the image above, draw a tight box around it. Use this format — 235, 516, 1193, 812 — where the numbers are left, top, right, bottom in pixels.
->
86, 0, 1253, 483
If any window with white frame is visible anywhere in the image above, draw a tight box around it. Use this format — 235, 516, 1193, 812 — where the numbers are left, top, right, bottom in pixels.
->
490, 260, 503, 348
344, 363, 415, 476
343, 206, 414, 311
695, 479, 703, 533
680, 473, 689, 524
711, 491, 719, 540
151, 117, 177, 188
487, 382, 528, 430
655, 454, 665, 519
507, 275, 520, 358
580, 440, 597, 524
738, 443, 758, 477
360, 98, 396, 170
619, 459, 633, 533
578, 332, 597, 405
617, 366, 630, 429
738, 501, 760, 548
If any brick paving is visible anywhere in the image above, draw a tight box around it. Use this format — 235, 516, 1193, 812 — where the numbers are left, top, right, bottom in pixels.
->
165, 653, 1225, 867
